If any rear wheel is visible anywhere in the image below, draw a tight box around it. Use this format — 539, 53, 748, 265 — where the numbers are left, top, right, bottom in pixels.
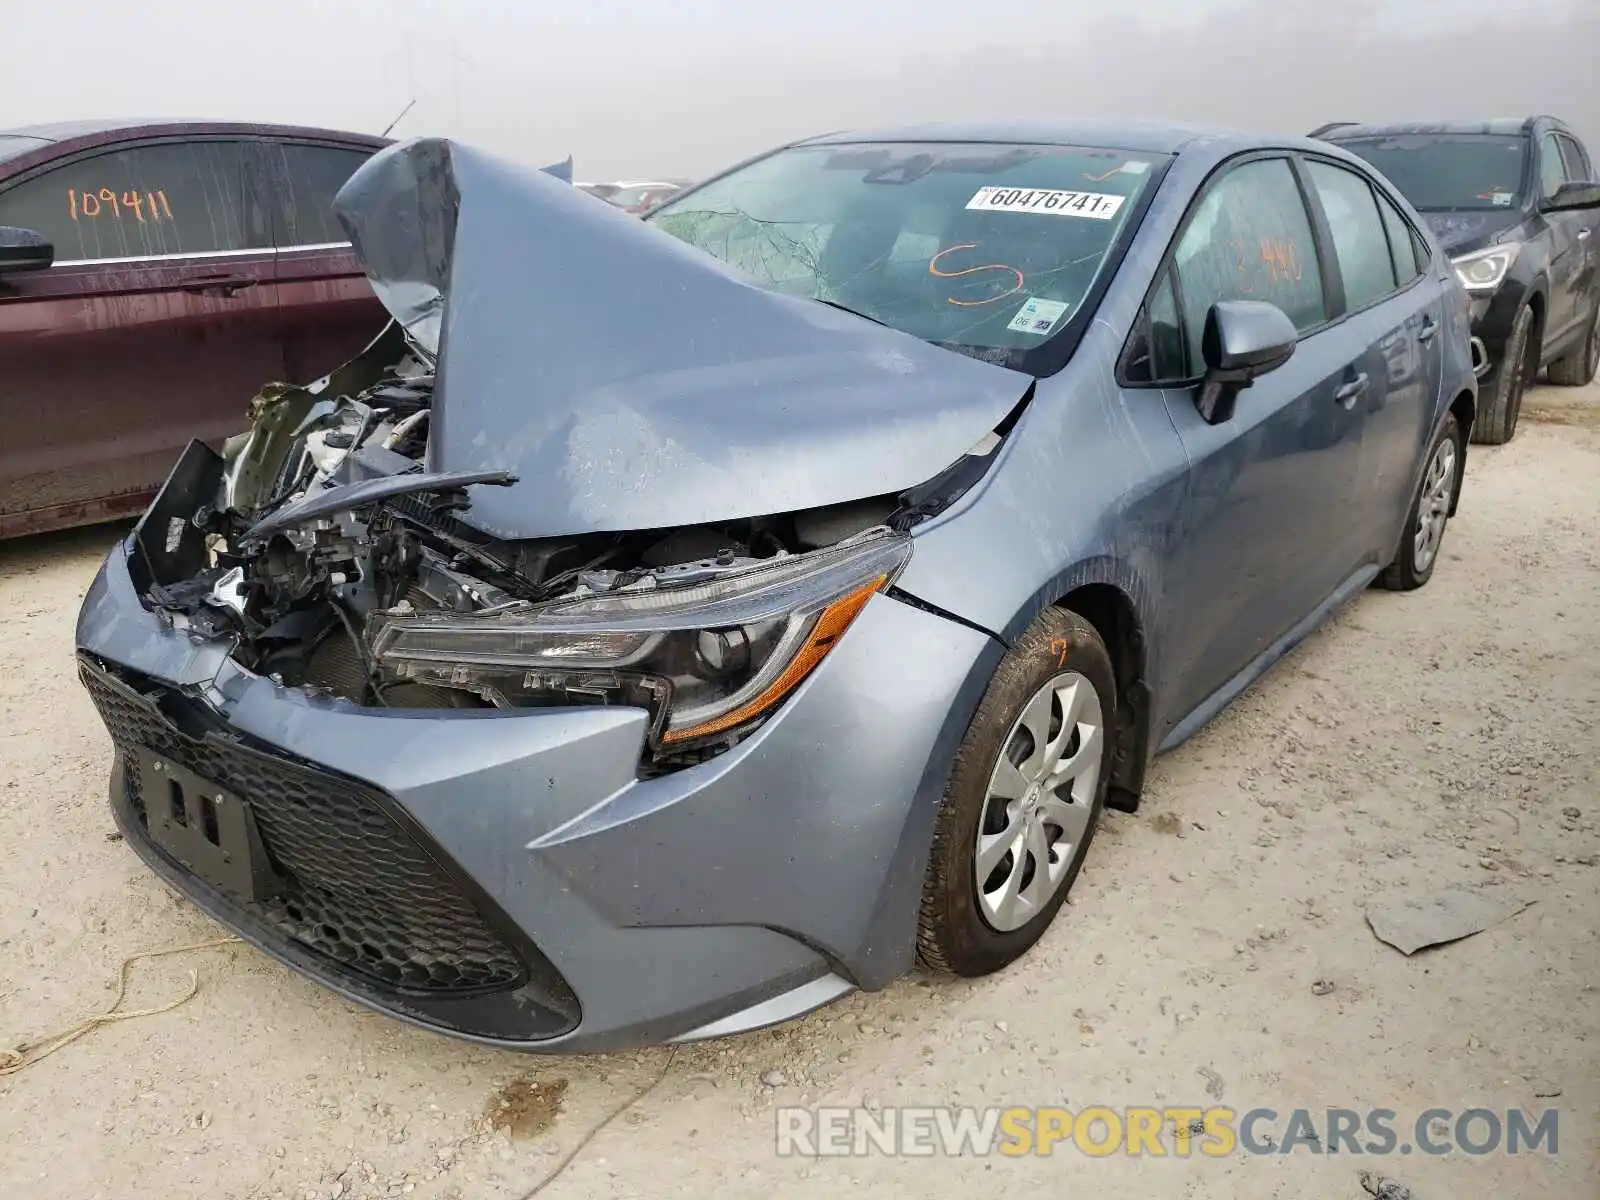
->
917, 608, 1115, 976
1381, 412, 1462, 592
1473, 304, 1536, 445
1547, 298, 1600, 387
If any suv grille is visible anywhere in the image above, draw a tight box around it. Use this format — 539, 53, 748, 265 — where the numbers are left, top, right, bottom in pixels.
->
81, 659, 529, 995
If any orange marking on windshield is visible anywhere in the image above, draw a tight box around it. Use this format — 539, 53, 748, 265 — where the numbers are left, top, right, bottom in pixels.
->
928, 243, 1025, 307
1083, 165, 1123, 182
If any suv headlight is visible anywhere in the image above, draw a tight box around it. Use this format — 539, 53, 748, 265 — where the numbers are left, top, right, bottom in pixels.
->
1450, 243, 1521, 293
369, 529, 913, 750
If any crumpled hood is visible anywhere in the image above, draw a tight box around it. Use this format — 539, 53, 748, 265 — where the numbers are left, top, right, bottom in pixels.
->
332, 137, 1032, 541
1420, 207, 1525, 255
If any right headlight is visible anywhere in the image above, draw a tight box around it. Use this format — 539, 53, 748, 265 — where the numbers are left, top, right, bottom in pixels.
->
369, 529, 913, 750
1450, 243, 1521, 294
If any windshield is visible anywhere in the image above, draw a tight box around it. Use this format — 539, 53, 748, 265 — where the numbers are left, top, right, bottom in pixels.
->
1334, 134, 1528, 211
647, 141, 1164, 368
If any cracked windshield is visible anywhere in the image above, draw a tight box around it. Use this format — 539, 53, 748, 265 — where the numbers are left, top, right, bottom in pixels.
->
649, 142, 1164, 367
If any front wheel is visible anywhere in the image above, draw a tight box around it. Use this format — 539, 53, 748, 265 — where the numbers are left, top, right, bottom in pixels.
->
1381, 412, 1463, 592
1473, 304, 1536, 445
917, 608, 1115, 977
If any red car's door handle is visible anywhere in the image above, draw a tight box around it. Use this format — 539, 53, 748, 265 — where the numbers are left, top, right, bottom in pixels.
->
180, 274, 258, 298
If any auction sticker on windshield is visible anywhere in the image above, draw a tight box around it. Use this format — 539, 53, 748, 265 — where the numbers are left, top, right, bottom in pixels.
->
967, 187, 1125, 219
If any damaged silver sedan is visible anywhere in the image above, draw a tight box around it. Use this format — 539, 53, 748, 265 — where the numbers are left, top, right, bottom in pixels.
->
77, 123, 1476, 1049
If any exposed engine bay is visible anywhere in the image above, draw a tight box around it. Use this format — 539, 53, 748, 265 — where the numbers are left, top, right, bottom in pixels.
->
134, 322, 1002, 771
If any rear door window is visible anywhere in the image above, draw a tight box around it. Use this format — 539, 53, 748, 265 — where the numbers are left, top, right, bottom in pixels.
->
268, 142, 375, 247
0, 140, 266, 262
1556, 134, 1592, 182
1307, 161, 1399, 311
1539, 133, 1568, 199
1167, 156, 1327, 374
1373, 190, 1423, 287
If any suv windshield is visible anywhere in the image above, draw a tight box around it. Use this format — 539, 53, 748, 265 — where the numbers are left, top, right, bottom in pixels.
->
1334, 134, 1528, 211
647, 141, 1164, 370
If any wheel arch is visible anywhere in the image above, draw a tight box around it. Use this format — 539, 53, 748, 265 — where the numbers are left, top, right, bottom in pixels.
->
1447, 390, 1475, 514
1525, 284, 1548, 365
995, 557, 1161, 814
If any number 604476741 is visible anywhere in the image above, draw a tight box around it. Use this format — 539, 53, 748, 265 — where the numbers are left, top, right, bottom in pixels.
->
68, 188, 174, 222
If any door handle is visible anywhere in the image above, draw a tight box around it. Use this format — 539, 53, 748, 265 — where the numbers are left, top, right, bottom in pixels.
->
1417, 316, 1438, 343
1579, 228, 1592, 240
1334, 372, 1369, 407
179, 274, 257, 298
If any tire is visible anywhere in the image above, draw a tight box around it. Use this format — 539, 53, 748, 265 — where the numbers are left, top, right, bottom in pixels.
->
917, 607, 1116, 977
1547, 297, 1600, 387
1380, 412, 1463, 592
1473, 304, 1536, 445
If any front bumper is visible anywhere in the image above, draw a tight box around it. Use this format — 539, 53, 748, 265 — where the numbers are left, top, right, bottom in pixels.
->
76, 541, 998, 1051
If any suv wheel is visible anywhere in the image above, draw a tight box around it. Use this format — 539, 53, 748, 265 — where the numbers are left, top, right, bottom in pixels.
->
1547, 298, 1600, 387
1473, 303, 1536, 445
917, 608, 1115, 976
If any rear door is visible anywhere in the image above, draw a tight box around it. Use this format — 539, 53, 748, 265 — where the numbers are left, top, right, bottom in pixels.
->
259, 139, 384, 382
1150, 155, 1368, 726
0, 138, 279, 536
1303, 157, 1442, 563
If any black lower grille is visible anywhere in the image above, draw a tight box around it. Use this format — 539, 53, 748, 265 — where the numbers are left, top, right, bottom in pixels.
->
80, 658, 532, 997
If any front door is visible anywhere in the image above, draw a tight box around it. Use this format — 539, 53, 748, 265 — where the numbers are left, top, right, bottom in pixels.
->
1150, 155, 1368, 730
1537, 131, 1585, 347
0, 137, 280, 536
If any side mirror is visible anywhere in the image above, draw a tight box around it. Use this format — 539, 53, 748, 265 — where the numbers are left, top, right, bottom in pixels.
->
1541, 181, 1600, 212
1195, 300, 1297, 425
0, 225, 53, 275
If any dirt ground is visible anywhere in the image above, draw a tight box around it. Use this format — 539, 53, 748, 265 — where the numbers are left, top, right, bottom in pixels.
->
2, 382, 1597, 1200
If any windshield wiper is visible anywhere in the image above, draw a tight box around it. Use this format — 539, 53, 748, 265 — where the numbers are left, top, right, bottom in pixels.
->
810, 297, 889, 327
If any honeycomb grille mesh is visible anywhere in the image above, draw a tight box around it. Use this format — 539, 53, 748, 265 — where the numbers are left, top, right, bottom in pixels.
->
81, 660, 528, 994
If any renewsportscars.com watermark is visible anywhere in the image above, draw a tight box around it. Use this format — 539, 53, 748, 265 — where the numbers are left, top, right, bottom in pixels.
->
775, 1106, 1561, 1158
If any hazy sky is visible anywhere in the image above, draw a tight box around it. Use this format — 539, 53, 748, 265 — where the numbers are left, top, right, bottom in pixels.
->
5, 0, 1596, 178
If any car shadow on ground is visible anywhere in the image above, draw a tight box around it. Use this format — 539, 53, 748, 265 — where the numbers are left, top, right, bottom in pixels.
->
0, 521, 133, 577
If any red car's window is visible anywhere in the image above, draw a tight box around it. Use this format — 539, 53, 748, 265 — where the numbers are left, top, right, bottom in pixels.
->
270, 142, 375, 247
0, 140, 266, 262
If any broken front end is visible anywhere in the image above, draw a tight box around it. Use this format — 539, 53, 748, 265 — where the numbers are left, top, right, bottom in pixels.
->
75, 320, 1003, 1049
125, 320, 932, 767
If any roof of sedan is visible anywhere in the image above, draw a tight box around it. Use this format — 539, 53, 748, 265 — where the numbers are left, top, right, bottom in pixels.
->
1317, 118, 1538, 140
795, 118, 1236, 155
0, 118, 387, 141
0, 118, 388, 168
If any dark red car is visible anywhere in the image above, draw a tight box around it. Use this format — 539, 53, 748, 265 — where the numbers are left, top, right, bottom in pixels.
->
0, 120, 389, 538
